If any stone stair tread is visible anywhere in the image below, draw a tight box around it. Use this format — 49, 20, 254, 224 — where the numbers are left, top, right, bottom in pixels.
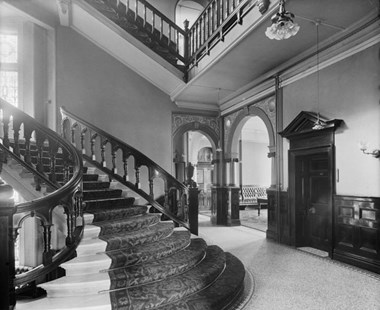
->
82, 224, 101, 239
15, 292, 111, 310
108, 245, 226, 309
40, 271, 109, 288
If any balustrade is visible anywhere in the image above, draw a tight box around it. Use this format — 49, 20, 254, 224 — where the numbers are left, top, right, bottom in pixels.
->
85, 0, 257, 76
0, 98, 83, 305
61, 106, 198, 235
186, 0, 254, 66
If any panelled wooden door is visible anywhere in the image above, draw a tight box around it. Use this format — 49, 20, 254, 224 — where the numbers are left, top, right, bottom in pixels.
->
295, 152, 332, 252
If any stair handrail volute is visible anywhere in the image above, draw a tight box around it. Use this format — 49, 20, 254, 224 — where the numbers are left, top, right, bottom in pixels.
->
60, 106, 198, 235
0, 98, 84, 290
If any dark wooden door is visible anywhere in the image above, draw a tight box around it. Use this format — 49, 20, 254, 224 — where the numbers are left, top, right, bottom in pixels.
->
295, 153, 332, 251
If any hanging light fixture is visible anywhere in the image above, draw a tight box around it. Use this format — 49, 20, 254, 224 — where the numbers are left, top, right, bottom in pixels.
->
312, 20, 325, 130
265, 0, 300, 40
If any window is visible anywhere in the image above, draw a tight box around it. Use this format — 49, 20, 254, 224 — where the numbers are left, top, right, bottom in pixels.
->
0, 33, 19, 106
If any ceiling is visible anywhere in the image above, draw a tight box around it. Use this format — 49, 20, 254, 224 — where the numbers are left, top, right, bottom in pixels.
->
1, 0, 379, 113
172, 0, 380, 110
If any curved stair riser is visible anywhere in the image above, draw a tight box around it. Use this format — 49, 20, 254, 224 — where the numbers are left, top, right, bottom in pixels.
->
28, 168, 246, 309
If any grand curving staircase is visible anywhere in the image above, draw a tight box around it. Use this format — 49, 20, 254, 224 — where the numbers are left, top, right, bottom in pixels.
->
0, 100, 247, 310
23, 166, 246, 310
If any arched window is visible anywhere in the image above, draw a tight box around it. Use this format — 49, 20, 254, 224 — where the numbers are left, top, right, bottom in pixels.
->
0, 31, 19, 106
175, 1, 204, 28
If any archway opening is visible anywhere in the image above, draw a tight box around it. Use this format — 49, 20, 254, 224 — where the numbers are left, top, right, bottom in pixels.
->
238, 116, 271, 232
173, 130, 214, 214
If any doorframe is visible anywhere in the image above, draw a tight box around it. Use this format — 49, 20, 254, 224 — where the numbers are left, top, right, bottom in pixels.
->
289, 145, 335, 255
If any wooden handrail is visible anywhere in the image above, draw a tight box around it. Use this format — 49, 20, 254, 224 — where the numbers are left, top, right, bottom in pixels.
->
0, 99, 84, 300
84, 0, 260, 75
60, 106, 198, 235
187, 0, 256, 67
137, 0, 186, 36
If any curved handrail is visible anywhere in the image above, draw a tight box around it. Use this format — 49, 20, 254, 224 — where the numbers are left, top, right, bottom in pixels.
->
0, 98, 83, 287
60, 106, 198, 234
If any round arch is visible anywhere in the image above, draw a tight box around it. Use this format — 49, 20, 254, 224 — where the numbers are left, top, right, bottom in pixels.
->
173, 122, 218, 151
227, 106, 275, 159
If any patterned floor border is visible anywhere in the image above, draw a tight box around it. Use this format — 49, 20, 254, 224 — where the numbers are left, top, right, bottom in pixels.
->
230, 269, 255, 310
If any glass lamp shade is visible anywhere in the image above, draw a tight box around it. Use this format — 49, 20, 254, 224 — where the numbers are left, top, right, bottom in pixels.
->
265, 20, 300, 40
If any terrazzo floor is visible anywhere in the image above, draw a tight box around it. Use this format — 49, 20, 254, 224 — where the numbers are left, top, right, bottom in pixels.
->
197, 214, 380, 310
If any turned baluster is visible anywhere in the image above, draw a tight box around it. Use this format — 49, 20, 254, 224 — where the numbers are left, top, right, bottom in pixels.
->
42, 224, 53, 265
135, 164, 140, 189
149, 168, 154, 198
157, 18, 162, 40
101, 141, 106, 167
143, 5, 146, 26
164, 188, 169, 210
65, 207, 73, 246
71, 125, 76, 147
80, 128, 87, 155
90, 134, 97, 160
23, 129, 32, 165
48, 142, 58, 183
12, 120, 21, 157
152, 13, 156, 34
169, 24, 172, 44
123, 153, 129, 182
74, 190, 83, 219
2, 111, 10, 154
111, 147, 117, 174
35, 134, 45, 191
134, 0, 138, 20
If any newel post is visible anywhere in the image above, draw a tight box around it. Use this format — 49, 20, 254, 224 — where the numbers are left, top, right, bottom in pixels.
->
188, 186, 199, 236
0, 183, 16, 310
185, 162, 199, 235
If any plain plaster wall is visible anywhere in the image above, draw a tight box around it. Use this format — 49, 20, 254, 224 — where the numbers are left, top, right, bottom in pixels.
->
242, 141, 271, 186
282, 43, 380, 197
56, 26, 178, 173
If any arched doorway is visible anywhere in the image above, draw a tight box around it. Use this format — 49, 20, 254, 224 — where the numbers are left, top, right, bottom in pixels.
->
226, 104, 276, 232
239, 117, 271, 232
173, 130, 215, 215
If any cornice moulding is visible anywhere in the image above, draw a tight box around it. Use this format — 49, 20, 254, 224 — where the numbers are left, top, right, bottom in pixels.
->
175, 100, 220, 112
220, 14, 380, 115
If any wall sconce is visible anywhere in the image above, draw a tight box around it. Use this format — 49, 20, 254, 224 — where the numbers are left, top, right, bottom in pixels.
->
359, 141, 380, 158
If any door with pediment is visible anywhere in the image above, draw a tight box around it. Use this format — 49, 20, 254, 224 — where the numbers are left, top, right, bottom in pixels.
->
295, 151, 332, 251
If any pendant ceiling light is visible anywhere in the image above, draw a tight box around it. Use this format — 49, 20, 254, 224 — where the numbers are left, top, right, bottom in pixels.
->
265, 0, 300, 40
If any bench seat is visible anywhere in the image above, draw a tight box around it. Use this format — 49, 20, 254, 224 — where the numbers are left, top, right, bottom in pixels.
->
239, 185, 268, 215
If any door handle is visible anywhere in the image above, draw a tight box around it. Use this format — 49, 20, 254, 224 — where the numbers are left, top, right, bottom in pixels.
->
308, 207, 316, 214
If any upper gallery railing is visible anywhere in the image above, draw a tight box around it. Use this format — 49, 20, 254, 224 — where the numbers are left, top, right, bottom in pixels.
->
84, 0, 187, 68
186, 0, 257, 68
0, 98, 83, 308
82, 0, 261, 77
60, 107, 199, 235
